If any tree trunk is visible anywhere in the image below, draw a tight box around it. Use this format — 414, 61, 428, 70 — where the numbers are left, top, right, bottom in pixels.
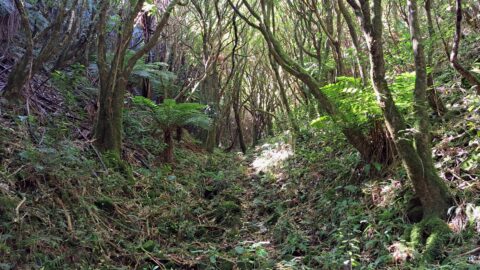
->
424, 0, 447, 116
163, 128, 174, 163
449, 0, 480, 93
94, 76, 127, 158
2, 0, 35, 103
233, 100, 247, 153
348, 0, 451, 217
206, 120, 217, 153
408, 0, 451, 217
175, 127, 183, 142
142, 12, 153, 98
270, 58, 299, 133
338, 0, 367, 84
2, 57, 31, 102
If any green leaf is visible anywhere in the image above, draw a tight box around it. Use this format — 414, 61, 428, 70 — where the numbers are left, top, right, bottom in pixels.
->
209, 255, 217, 264
234, 246, 245, 255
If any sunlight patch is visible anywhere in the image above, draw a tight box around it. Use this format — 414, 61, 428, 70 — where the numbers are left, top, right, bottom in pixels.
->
251, 143, 293, 174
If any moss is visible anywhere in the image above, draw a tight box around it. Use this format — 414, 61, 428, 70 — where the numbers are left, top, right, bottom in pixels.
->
410, 217, 451, 262
141, 240, 156, 252
410, 223, 423, 249
423, 217, 451, 262
102, 151, 134, 182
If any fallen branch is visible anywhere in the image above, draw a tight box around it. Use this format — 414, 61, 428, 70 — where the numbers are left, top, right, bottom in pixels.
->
55, 197, 75, 236
458, 247, 480, 257
14, 196, 26, 223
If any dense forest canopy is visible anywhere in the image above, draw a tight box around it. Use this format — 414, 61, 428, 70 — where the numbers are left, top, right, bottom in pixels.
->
0, 0, 479, 269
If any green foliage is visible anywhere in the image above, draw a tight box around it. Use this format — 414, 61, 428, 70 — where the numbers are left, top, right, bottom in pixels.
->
51, 63, 88, 107
106, 50, 178, 96
410, 217, 451, 262
132, 96, 211, 130
130, 58, 178, 96
310, 73, 415, 130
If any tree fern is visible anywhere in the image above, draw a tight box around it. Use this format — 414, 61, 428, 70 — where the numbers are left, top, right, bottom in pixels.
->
132, 96, 211, 162
133, 96, 210, 129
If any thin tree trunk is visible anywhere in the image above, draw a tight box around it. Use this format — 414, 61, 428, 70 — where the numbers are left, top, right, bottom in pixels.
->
338, 0, 367, 84
233, 105, 247, 153
175, 127, 183, 142
163, 128, 174, 163
270, 58, 299, 133
424, 0, 447, 115
449, 0, 480, 93
142, 12, 154, 98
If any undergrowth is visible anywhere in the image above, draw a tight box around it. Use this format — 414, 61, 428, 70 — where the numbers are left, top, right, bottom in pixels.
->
1, 72, 479, 270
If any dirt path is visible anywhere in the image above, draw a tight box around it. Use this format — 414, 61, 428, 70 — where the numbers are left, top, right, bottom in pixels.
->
233, 142, 295, 267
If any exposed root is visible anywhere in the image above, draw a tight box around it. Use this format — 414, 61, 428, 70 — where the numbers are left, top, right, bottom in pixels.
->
410, 217, 451, 262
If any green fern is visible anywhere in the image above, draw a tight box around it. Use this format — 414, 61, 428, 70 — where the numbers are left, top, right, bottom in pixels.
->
310, 73, 415, 130
103, 50, 177, 95
132, 96, 211, 130
132, 96, 211, 162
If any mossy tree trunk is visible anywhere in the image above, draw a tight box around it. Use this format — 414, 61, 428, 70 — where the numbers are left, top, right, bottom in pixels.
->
347, 0, 451, 218
407, 0, 452, 217
94, 0, 178, 158
94, 75, 127, 158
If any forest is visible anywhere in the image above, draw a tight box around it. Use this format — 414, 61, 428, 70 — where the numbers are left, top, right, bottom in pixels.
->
0, 0, 479, 269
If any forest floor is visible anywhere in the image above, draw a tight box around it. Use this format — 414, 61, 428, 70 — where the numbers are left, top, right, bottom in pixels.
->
1, 88, 480, 269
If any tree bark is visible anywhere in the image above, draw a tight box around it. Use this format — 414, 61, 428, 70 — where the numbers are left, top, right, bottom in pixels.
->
233, 104, 247, 153
449, 0, 480, 93
163, 128, 174, 163
347, 0, 451, 217
141, 12, 154, 98
94, 75, 127, 157
94, 0, 178, 157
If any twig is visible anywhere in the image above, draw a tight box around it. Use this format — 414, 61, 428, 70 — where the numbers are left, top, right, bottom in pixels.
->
7, 165, 25, 179
458, 247, 480, 257
141, 247, 166, 270
55, 197, 75, 236
14, 196, 27, 223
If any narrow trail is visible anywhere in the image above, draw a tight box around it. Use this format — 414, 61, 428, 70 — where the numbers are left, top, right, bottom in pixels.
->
234, 142, 295, 266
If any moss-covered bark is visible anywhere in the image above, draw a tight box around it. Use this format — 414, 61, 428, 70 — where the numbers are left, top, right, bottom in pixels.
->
94, 77, 127, 159
93, 0, 179, 158
410, 217, 451, 262
347, 0, 452, 218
